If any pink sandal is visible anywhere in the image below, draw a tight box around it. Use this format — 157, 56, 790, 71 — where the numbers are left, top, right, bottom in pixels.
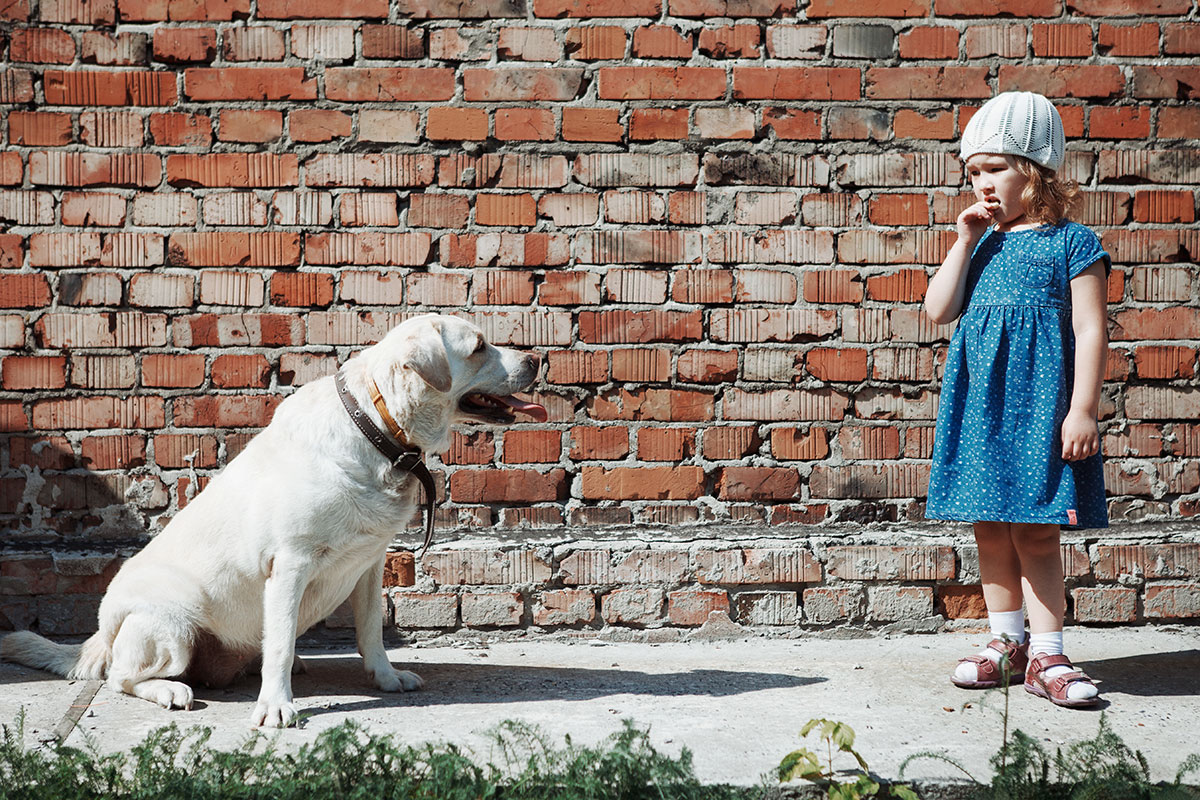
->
1024, 653, 1100, 708
951, 638, 1029, 689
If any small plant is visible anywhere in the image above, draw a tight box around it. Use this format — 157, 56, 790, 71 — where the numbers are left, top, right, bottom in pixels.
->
777, 718, 918, 800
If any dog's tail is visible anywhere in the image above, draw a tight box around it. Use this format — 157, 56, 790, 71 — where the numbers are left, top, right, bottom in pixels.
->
0, 630, 109, 680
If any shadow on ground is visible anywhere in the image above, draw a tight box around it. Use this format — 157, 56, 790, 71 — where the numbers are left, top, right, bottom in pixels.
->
1078, 649, 1200, 697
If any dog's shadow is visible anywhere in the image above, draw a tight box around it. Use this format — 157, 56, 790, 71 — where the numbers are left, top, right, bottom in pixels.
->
227, 654, 826, 717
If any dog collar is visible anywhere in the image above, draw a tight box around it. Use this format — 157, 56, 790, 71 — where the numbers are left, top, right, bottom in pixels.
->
335, 370, 437, 555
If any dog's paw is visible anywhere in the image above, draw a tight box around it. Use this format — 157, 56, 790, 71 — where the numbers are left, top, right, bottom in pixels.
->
374, 668, 423, 693
152, 680, 194, 710
251, 699, 298, 728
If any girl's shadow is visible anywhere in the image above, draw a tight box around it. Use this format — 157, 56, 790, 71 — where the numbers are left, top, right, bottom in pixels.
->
1079, 649, 1200, 697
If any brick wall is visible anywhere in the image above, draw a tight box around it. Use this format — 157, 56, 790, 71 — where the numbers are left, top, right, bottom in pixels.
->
2, 0, 1198, 635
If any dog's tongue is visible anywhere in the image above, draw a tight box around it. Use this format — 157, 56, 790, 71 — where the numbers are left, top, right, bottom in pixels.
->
501, 395, 548, 422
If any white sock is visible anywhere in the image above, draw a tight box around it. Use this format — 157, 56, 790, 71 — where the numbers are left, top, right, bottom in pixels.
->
1030, 631, 1097, 701
954, 610, 1026, 683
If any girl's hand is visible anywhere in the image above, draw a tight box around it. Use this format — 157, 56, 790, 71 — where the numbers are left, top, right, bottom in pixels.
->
1061, 409, 1100, 461
956, 200, 1000, 242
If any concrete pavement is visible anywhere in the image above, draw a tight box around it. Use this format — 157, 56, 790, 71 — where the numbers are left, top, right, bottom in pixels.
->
1, 626, 1197, 790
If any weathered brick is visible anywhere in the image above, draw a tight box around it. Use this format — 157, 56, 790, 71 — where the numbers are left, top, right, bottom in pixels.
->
1072, 587, 1137, 623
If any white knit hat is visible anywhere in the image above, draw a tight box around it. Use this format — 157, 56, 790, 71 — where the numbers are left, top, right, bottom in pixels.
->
960, 91, 1065, 172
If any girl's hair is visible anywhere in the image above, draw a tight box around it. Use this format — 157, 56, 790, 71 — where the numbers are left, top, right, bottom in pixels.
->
1011, 156, 1081, 225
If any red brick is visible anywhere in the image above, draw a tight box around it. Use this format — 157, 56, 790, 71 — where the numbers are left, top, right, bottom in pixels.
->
734, 67, 860, 100
498, 27, 561, 60
717, 467, 801, 501
152, 26, 216, 62
464, 68, 583, 101
1068, 0, 1188, 14
450, 468, 566, 503
0, 275, 51, 308
894, 109, 954, 140
633, 25, 692, 58
8, 112, 72, 146
409, 194, 470, 228
211, 354, 270, 388
637, 427, 694, 461
80, 434, 146, 470
118, 0, 250, 21
698, 25, 760, 58
806, 347, 868, 382
426, 107, 488, 141
218, 110, 282, 144
362, 24, 425, 58
172, 395, 281, 428
763, 107, 822, 139
581, 465, 705, 500
149, 113, 213, 147
1144, 583, 1200, 619
502, 430, 561, 464
184, 67, 316, 101
563, 26, 625, 59
1133, 190, 1195, 223
667, 590, 728, 626
475, 193, 536, 226
270, 273, 334, 308
289, 109, 352, 143
495, 108, 555, 141
168, 232, 300, 266
535, 0, 660, 17
569, 426, 628, 460
579, 310, 702, 343
406, 272, 469, 306
563, 108, 623, 142
167, 154, 298, 188
1090, 106, 1151, 139
899, 26, 958, 59
1, 0, 29, 19
630, 108, 689, 141
9, 27, 76, 63
998, 64, 1124, 98
258, 0, 388, 17
43, 70, 176, 105
1164, 22, 1200, 54
533, 589, 595, 626
1133, 66, 1200, 100
803, 270, 863, 303
1032, 23, 1092, 56
222, 26, 286, 61
1098, 22, 1158, 56
1157, 107, 1200, 139
61, 192, 127, 227
173, 313, 304, 347
869, 193, 929, 226
2, 356, 66, 390
80, 30, 148, 64
600, 67, 725, 100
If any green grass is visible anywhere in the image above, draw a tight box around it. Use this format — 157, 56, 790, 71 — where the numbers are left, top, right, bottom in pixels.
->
0, 714, 758, 800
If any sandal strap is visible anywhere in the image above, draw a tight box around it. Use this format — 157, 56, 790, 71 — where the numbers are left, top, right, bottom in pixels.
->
1029, 653, 1073, 672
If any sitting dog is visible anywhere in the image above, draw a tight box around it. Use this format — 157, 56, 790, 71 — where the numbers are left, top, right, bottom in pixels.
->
1, 314, 546, 727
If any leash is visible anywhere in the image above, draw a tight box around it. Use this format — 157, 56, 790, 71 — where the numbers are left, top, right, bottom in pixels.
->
335, 371, 437, 555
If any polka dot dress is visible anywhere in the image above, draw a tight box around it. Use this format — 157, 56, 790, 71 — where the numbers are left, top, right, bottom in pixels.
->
926, 220, 1110, 530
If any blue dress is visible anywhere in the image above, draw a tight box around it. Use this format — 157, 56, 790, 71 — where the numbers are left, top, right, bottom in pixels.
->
926, 220, 1110, 530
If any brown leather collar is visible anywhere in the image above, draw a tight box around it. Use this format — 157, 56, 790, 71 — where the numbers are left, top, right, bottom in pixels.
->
335, 371, 437, 555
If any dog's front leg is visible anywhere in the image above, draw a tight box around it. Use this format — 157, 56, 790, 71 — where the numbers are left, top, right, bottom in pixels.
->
351, 558, 422, 692
252, 552, 310, 728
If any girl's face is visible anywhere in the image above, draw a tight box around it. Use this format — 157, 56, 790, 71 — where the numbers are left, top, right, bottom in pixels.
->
965, 153, 1030, 228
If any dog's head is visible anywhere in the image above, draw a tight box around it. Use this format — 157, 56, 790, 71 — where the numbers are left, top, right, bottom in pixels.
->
366, 315, 547, 449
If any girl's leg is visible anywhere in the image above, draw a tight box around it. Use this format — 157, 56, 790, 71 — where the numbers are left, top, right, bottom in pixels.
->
1011, 523, 1098, 703
975, 521, 1024, 617
953, 522, 1028, 686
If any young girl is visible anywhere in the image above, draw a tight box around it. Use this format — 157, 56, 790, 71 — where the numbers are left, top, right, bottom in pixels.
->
924, 92, 1109, 708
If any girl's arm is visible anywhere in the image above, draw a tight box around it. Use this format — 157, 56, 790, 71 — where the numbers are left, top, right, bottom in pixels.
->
1062, 260, 1108, 461
924, 200, 997, 324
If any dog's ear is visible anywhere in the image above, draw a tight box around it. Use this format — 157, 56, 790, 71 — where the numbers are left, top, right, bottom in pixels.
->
400, 321, 452, 393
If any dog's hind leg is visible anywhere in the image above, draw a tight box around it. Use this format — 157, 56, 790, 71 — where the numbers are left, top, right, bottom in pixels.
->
352, 558, 422, 692
106, 610, 195, 710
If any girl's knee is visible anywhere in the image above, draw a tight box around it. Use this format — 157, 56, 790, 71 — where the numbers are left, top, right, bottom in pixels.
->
1012, 523, 1060, 553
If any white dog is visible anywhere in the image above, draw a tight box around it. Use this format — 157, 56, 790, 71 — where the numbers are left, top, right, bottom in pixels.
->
1, 314, 545, 727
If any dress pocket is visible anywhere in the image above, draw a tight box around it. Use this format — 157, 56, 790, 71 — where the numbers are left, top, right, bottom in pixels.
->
1020, 257, 1055, 288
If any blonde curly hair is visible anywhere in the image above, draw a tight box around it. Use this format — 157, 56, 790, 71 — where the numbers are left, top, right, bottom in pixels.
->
1011, 155, 1082, 226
